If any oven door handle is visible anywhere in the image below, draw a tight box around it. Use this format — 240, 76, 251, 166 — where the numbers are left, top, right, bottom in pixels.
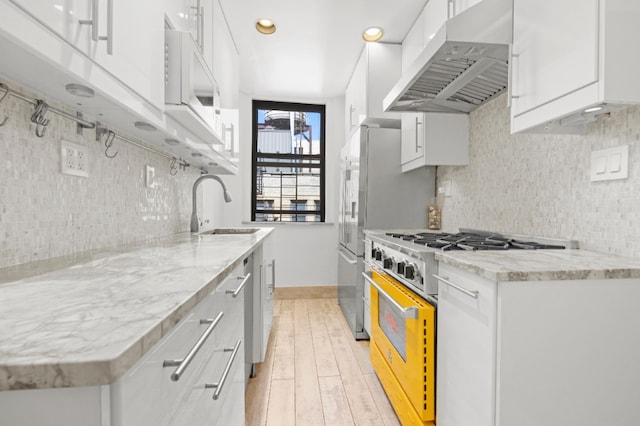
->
362, 272, 418, 319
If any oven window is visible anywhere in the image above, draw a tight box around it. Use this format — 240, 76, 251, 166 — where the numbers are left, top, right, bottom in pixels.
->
378, 296, 407, 361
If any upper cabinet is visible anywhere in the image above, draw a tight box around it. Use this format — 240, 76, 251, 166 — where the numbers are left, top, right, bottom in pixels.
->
401, 0, 448, 72
511, 0, 640, 133
344, 43, 402, 140
9, 0, 164, 108
401, 112, 469, 172
0, 0, 238, 173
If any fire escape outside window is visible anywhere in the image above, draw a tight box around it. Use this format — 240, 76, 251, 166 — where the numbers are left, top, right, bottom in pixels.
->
251, 100, 326, 222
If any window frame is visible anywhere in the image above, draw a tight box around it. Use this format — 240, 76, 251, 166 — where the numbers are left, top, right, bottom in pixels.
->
251, 100, 326, 223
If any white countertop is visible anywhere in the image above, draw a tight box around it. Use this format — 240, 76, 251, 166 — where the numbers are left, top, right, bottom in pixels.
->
435, 248, 640, 282
0, 228, 273, 391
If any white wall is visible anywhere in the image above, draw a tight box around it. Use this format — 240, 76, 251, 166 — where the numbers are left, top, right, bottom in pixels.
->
223, 92, 342, 287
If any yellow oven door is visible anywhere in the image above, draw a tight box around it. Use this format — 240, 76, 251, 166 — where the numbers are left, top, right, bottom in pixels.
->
369, 270, 436, 423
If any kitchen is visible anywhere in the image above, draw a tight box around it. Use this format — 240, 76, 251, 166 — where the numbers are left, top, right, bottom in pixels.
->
2, 0, 640, 425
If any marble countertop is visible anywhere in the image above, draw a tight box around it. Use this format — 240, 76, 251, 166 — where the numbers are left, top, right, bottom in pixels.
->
436, 249, 640, 282
0, 228, 273, 391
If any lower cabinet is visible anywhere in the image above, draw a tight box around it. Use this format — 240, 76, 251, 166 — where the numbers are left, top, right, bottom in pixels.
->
436, 262, 640, 426
113, 261, 247, 425
0, 261, 248, 426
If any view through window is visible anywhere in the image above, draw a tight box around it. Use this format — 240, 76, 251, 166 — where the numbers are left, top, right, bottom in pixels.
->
251, 100, 325, 222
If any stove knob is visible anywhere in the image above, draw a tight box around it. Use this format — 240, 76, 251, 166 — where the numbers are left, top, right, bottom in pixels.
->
404, 264, 416, 280
375, 250, 383, 261
383, 257, 393, 270
396, 261, 406, 275
371, 247, 379, 259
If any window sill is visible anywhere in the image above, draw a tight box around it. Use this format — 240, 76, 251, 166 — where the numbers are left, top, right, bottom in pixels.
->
242, 221, 335, 226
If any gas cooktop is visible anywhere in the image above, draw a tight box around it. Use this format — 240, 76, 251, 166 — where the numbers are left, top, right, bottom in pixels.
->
385, 231, 568, 251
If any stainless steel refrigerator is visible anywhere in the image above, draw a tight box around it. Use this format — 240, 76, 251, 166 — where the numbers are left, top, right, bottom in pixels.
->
338, 124, 436, 339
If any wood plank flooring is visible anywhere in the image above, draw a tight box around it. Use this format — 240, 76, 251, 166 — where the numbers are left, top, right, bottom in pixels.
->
245, 297, 401, 426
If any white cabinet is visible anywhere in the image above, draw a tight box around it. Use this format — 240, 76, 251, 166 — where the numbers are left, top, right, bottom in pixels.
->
249, 234, 275, 366
112, 262, 246, 426
344, 43, 402, 139
213, 0, 239, 110
436, 262, 640, 426
11, 0, 164, 108
511, 0, 640, 133
436, 263, 497, 426
400, 112, 469, 171
401, 0, 448, 72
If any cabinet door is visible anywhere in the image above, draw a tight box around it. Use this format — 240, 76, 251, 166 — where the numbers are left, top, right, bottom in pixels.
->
401, 113, 425, 165
453, 0, 482, 15
213, 0, 239, 108
436, 264, 497, 426
12, 0, 94, 52
261, 236, 275, 359
401, 8, 425, 73
345, 47, 367, 136
511, 0, 599, 116
89, 0, 165, 107
423, 0, 449, 46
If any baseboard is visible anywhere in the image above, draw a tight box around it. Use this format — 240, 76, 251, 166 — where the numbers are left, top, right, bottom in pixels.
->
274, 286, 337, 300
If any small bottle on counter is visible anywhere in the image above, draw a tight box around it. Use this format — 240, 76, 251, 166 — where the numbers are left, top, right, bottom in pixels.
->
427, 198, 441, 230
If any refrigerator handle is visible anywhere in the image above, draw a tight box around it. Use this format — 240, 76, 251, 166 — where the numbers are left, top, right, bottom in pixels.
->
351, 202, 357, 219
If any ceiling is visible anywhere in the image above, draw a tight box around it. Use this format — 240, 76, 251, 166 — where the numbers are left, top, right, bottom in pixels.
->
219, 0, 427, 100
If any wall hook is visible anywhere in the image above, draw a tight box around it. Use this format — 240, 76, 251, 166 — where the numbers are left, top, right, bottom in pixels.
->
169, 157, 178, 176
0, 83, 9, 126
30, 99, 50, 137
104, 130, 118, 158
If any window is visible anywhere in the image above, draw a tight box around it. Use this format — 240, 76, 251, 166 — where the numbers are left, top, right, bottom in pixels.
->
251, 100, 325, 222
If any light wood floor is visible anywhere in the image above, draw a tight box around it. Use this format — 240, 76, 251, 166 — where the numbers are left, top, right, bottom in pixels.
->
245, 297, 401, 426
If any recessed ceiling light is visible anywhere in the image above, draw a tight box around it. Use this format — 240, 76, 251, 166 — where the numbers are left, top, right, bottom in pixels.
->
256, 18, 276, 35
134, 121, 156, 131
165, 138, 180, 145
584, 106, 603, 113
191, 152, 203, 157
362, 27, 384, 42
65, 83, 94, 98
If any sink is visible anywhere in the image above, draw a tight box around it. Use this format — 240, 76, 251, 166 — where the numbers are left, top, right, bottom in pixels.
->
199, 228, 259, 235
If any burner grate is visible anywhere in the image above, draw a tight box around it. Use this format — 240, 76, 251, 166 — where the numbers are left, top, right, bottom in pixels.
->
386, 232, 566, 251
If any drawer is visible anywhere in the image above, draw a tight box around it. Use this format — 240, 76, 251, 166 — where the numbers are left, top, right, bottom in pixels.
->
436, 263, 497, 322
111, 286, 227, 425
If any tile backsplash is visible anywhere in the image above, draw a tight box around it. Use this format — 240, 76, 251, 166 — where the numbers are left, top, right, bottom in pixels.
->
0, 83, 200, 269
438, 93, 640, 258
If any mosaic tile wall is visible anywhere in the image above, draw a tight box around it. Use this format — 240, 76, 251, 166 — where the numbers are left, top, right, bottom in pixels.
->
438, 93, 640, 257
0, 84, 201, 268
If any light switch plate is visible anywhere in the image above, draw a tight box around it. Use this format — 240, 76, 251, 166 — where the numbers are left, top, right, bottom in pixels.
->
145, 165, 155, 188
590, 145, 628, 182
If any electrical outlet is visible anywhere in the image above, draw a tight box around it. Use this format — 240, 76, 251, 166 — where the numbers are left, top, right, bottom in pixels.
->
61, 140, 89, 177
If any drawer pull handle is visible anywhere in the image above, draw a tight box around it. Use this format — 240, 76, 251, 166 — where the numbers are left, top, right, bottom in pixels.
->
362, 272, 418, 319
433, 274, 479, 299
226, 273, 251, 298
163, 311, 224, 381
205, 339, 242, 400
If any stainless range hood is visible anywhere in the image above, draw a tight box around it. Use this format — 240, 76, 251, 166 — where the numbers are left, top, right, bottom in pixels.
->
383, 0, 512, 114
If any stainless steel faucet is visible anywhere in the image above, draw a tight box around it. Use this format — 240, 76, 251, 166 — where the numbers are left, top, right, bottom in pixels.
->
191, 174, 232, 232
